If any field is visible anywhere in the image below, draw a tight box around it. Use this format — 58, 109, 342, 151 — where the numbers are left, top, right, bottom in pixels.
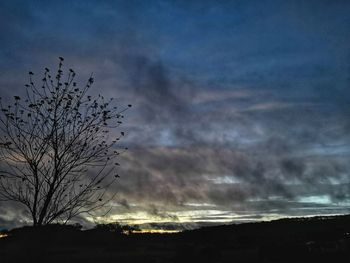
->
1, 215, 350, 263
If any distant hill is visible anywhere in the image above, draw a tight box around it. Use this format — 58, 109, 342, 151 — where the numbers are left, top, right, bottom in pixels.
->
1, 214, 350, 263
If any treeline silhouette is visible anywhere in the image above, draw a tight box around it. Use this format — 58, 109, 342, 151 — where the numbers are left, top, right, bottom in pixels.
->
1, 215, 350, 263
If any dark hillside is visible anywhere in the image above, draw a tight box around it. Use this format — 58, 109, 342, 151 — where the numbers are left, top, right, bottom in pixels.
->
1, 215, 350, 263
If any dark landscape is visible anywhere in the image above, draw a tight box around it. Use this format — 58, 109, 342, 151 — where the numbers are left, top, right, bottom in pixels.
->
1, 214, 350, 263
1, 1, 350, 263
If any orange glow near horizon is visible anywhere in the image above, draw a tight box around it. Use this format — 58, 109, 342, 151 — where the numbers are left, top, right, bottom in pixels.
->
133, 229, 180, 234
0, 233, 8, 238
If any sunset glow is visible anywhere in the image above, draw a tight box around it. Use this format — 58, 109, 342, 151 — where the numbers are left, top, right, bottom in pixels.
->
0, 0, 349, 232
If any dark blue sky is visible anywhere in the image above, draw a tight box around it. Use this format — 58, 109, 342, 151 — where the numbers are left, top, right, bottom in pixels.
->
0, 0, 350, 230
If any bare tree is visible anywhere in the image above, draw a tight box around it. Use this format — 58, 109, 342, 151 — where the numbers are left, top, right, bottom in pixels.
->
0, 57, 131, 226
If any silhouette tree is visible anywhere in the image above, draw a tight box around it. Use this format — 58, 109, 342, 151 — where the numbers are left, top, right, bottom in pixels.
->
0, 57, 131, 226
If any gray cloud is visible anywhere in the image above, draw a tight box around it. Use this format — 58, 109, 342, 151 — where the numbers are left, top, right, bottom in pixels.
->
0, 0, 350, 230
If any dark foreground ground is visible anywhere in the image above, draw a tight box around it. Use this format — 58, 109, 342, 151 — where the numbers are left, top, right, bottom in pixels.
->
1, 215, 350, 263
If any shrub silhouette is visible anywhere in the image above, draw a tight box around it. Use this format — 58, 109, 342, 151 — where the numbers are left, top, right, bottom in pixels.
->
94, 222, 140, 235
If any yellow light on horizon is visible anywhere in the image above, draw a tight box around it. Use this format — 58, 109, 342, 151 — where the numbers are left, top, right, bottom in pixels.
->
133, 229, 180, 234
0, 233, 8, 238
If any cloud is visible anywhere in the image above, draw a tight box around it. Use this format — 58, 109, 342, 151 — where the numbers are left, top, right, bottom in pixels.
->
113, 144, 350, 211
147, 204, 179, 221
0, 0, 350, 230
119, 54, 192, 123
0, 202, 31, 230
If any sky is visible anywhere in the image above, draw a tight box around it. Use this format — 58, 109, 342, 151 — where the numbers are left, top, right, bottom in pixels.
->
0, 0, 350, 231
